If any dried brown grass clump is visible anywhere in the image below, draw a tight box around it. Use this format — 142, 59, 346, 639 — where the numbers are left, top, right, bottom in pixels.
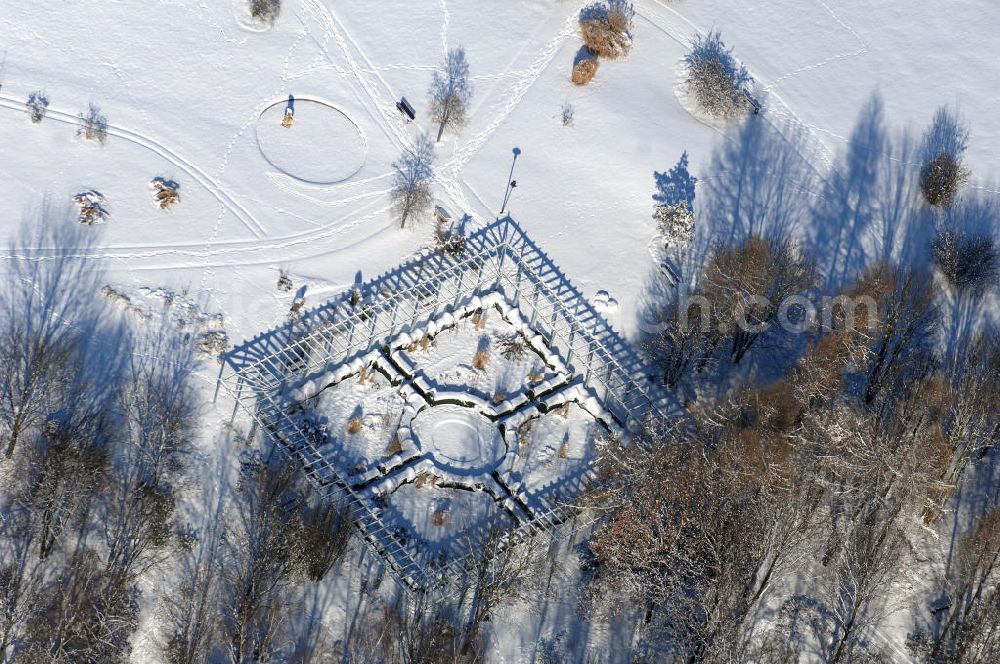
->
572, 56, 600, 85
471, 311, 488, 330
473, 350, 491, 370
553, 403, 570, 419
385, 434, 403, 456
558, 442, 570, 459
517, 418, 535, 442
492, 391, 506, 405
432, 509, 450, 526
346, 417, 364, 435
580, 20, 631, 60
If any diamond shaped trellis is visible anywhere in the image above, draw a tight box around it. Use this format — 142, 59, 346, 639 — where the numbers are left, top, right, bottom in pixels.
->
222, 218, 669, 591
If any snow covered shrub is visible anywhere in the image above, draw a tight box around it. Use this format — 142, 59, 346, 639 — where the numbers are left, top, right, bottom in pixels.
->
579, 2, 633, 60
932, 229, 998, 295
920, 107, 969, 208
78, 103, 108, 144
572, 56, 600, 85
433, 220, 467, 255
250, 0, 281, 24
26, 91, 48, 123
150, 177, 181, 209
653, 152, 697, 249
921, 153, 969, 208
653, 203, 695, 249
685, 31, 753, 121
73, 190, 109, 224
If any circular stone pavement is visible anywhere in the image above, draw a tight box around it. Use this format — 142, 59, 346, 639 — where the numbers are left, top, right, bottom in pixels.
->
255, 98, 367, 184
411, 405, 505, 473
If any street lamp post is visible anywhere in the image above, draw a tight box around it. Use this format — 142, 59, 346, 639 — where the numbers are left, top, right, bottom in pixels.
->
500, 147, 521, 216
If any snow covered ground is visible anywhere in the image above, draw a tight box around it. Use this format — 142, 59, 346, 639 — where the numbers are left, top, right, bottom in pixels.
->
2, 0, 999, 661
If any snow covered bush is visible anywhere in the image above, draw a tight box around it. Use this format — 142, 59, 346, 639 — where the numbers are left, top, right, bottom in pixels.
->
931, 229, 998, 295
150, 177, 181, 209
571, 55, 599, 85
653, 152, 697, 249
78, 102, 108, 144
579, 2, 633, 60
921, 153, 969, 208
250, 0, 281, 24
685, 31, 753, 121
653, 203, 695, 249
73, 190, 109, 224
920, 107, 969, 207
26, 91, 48, 123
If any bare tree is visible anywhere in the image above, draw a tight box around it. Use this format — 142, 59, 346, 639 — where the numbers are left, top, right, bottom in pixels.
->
850, 262, 938, 404
429, 48, 472, 142
78, 102, 108, 144
455, 524, 547, 656
700, 234, 816, 364
22, 547, 139, 663
0, 214, 103, 459
911, 507, 1000, 663
390, 134, 435, 228
221, 461, 306, 663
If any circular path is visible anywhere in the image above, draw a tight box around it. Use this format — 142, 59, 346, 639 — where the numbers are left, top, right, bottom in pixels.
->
411, 405, 505, 474
255, 97, 366, 184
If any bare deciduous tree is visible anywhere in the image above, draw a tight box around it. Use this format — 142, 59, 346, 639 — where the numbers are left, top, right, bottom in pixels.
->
455, 524, 547, 656
0, 215, 103, 459
390, 134, 435, 229
429, 48, 472, 142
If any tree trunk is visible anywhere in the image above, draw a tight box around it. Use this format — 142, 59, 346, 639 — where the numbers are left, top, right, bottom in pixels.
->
436, 119, 446, 143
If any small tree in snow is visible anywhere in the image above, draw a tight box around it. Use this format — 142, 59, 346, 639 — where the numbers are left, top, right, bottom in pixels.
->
429, 47, 473, 142
919, 108, 970, 207
390, 134, 435, 228
26, 91, 48, 123
250, 0, 281, 24
685, 31, 753, 121
78, 103, 108, 144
